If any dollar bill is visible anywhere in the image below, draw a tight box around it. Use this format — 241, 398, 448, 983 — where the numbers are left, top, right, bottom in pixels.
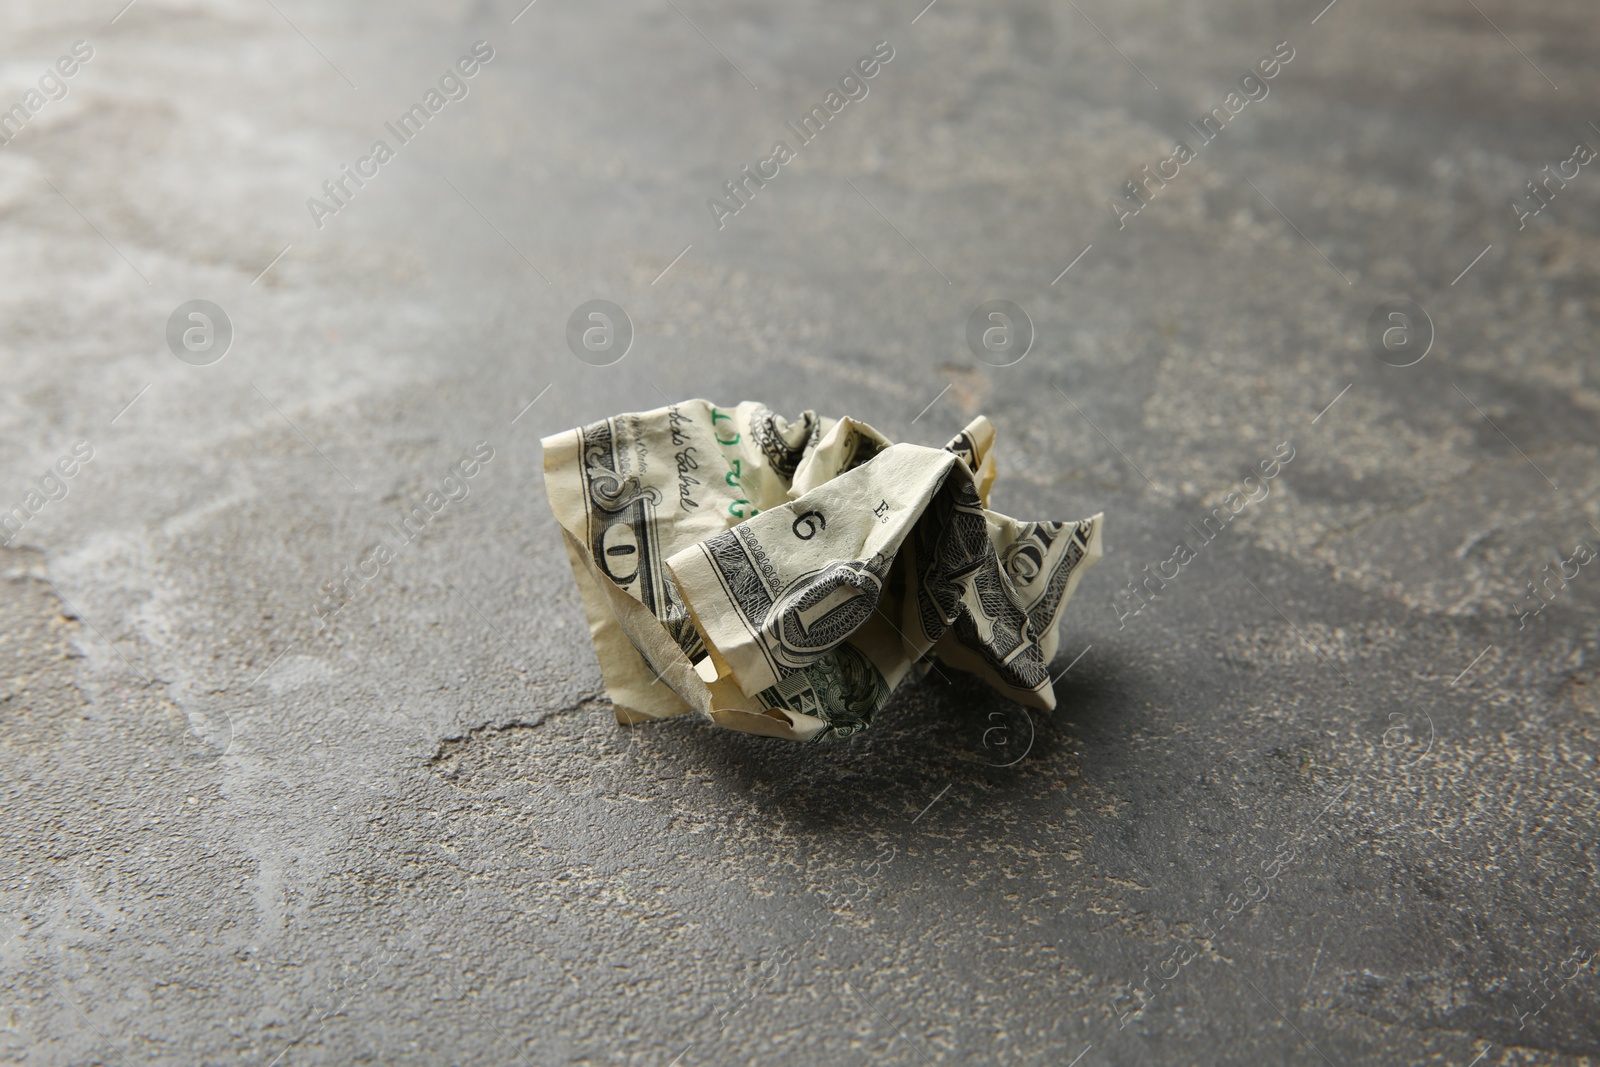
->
543, 400, 1102, 742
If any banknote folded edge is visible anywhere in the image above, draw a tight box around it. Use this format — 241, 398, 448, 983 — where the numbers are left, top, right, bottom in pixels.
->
542, 399, 1105, 742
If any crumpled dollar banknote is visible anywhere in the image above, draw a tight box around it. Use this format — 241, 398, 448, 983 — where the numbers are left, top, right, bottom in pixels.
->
542, 400, 1103, 742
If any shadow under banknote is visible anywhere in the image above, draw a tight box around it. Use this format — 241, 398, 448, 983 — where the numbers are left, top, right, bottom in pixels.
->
672, 654, 1130, 832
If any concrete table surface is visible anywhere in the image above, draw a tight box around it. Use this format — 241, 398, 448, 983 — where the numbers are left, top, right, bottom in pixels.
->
2, 0, 1597, 1063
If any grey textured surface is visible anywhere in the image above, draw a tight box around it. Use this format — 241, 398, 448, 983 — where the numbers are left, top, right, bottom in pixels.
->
3, 0, 1598, 1064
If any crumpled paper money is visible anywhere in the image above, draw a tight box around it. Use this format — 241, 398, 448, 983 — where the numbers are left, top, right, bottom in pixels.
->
542, 400, 1103, 742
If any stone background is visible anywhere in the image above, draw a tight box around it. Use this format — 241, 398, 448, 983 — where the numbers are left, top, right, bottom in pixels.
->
2, 0, 1597, 1063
